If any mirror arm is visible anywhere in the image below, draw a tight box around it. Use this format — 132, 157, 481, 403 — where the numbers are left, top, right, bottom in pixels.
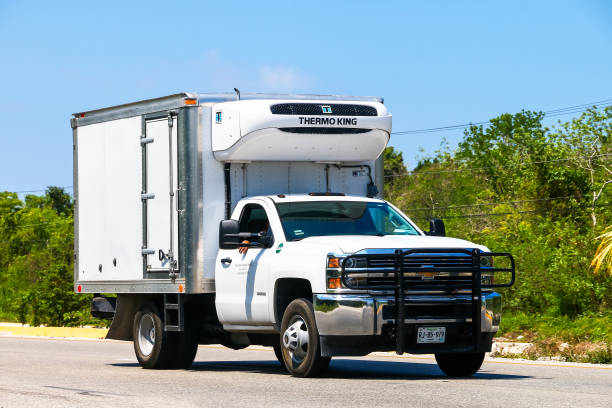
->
225, 232, 261, 240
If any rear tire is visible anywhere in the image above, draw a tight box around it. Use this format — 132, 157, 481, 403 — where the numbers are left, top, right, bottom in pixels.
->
279, 298, 331, 377
170, 329, 198, 369
435, 352, 485, 377
133, 302, 173, 369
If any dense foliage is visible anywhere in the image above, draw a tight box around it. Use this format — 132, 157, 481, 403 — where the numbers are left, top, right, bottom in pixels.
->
386, 107, 612, 333
0, 108, 610, 336
0, 188, 93, 326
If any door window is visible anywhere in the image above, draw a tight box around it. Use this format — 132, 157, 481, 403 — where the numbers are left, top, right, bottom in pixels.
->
239, 204, 273, 240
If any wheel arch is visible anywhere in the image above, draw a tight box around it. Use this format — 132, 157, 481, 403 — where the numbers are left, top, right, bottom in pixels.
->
273, 278, 313, 328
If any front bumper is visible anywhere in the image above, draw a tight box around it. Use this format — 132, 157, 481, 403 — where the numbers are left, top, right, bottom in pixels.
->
313, 291, 501, 337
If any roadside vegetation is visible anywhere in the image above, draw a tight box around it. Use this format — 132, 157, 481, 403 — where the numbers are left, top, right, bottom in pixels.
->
0, 187, 97, 327
0, 106, 610, 361
387, 106, 612, 363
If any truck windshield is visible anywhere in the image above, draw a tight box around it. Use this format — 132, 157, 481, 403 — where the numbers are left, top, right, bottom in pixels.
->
276, 201, 420, 241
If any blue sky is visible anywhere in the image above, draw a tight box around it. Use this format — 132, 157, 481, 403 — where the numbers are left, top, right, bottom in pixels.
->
1, 1, 610, 194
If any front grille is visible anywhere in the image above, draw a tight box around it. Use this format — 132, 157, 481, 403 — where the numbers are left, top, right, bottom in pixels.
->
271, 103, 378, 116
349, 253, 475, 289
367, 254, 474, 270
279, 127, 371, 134
338, 248, 515, 355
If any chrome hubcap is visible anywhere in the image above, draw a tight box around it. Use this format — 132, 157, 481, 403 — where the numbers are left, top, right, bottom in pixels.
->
138, 314, 155, 356
282, 316, 309, 364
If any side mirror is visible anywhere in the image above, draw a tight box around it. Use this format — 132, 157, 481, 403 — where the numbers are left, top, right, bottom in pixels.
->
219, 220, 274, 249
426, 218, 446, 237
219, 220, 240, 249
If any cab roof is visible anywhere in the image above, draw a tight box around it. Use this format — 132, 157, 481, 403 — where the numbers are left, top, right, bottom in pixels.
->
264, 194, 385, 204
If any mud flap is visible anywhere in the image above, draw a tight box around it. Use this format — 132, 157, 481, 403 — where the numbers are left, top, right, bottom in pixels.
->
106, 294, 146, 341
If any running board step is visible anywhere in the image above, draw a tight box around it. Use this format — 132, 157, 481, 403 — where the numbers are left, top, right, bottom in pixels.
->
163, 294, 184, 332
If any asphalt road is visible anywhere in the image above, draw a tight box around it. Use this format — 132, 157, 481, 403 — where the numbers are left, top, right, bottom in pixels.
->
0, 337, 611, 408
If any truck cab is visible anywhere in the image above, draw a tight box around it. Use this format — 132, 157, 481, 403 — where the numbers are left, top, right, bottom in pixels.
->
213, 193, 513, 376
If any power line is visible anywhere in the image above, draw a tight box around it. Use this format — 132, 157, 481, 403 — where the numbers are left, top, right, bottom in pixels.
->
0, 237, 72, 245
384, 153, 612, 178
404, 194, 589, 212
19, 220, 70, 228
6, 186, 73, 194
411, 209, 545, 220
391, 98, 612, 136
1, 219, 71, 230
410, 203, 611, 220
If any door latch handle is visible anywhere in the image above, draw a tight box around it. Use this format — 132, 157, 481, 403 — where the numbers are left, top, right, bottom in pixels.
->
221, 257, 232, 265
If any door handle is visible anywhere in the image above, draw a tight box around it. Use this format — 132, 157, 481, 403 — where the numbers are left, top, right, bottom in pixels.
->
221, 257, 232, 265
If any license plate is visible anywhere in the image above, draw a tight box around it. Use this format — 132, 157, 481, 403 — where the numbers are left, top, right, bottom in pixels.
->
417, 327, 446, 343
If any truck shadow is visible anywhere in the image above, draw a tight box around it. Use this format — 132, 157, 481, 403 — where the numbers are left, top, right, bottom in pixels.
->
111, 359, 531, 380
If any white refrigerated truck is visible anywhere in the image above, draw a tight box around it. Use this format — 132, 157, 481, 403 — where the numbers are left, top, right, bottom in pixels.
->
72, 91, 514, 377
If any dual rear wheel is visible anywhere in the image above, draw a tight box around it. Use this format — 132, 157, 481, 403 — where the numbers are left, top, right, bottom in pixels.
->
132, 302, 198, 369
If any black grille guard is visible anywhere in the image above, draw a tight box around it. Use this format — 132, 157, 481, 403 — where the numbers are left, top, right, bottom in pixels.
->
340, 248, 515, 354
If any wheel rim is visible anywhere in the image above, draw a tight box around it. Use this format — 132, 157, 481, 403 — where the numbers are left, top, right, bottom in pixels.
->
138, 314, 155, 357
282, 315, 309, 365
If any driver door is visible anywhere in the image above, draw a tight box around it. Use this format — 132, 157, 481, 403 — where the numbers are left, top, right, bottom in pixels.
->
215, 202, 274, 325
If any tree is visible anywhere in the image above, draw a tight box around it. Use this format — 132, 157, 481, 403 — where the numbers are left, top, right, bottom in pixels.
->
0, 187, 92, 326
383, 146, 407, 181
45, 186, 73, 216
556, 107, 612, 227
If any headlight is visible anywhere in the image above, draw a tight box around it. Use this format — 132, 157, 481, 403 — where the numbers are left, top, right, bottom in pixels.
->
326, 254, 368, 290
344, 257, 367, 269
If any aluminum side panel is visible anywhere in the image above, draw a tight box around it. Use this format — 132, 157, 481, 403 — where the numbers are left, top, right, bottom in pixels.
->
76, 116, 143, 281
178, 106, 213, 292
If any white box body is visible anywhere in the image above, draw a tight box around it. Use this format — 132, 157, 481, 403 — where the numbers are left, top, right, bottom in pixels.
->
72, 93, 391, 294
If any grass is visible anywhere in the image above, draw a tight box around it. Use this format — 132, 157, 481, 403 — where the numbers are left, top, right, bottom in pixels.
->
498, 312, 612, 343
495, 312, 612, 364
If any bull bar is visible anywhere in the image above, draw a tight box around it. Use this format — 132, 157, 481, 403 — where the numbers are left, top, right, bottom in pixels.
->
340, 248, 515, 355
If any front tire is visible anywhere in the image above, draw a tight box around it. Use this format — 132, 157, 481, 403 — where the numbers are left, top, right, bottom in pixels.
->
435, 352, 485, 377
279, 298, 331, 377
273, 345, 286, 370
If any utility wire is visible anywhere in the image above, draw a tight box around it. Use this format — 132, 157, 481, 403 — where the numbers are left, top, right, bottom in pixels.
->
391, 98, 612, 136
410, 203, 611, 220
6, 186, 73, 194
384, 153, 612, 178
404, 194, 590, 212
0, 237, 72, 245
1, 219, 71, 230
